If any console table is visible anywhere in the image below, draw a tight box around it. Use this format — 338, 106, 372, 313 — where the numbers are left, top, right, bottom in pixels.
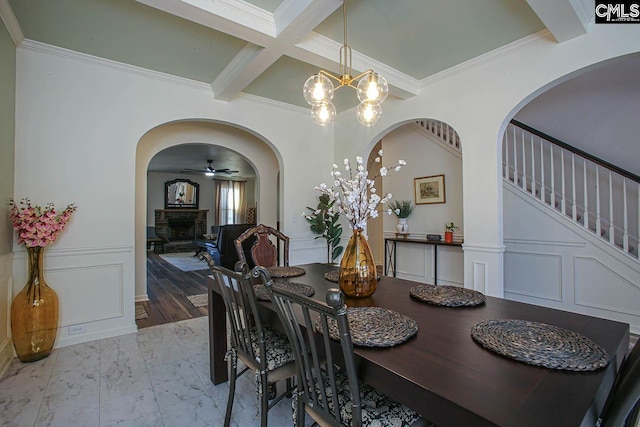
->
384, 236, 463, 284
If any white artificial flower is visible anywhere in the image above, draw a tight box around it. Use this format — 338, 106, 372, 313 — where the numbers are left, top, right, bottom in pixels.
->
399, 160, 406, 165
356, 156, 363, 163
374, 157, 380, 162
333, 164, 338, 168
378, 149, 383, 156
395, 166, 401, 171
380, 167, 388, 176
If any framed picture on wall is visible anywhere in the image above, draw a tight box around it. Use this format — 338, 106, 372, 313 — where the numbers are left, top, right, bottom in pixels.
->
414, 174, 446, 204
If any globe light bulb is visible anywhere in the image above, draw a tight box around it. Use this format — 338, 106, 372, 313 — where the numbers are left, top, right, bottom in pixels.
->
357, 73, 388, 104
303, 74, 334, 106
357, 101, 381, 126
311, 102, 336, 125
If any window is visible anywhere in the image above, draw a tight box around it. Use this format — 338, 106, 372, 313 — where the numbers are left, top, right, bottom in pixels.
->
215, 180, 246, 225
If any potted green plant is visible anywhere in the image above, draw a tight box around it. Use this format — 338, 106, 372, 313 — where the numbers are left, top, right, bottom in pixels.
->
304, 194, 344, 263
388, 199, 415, 234
444, 222, 459, 243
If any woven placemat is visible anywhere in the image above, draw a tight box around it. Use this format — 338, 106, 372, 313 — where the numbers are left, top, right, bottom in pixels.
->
266, 266, 306, 278
253, 282, 315, 301
317, 307, 418, 347
324, 269, 382, 283
471, 319, 609, 371
410, 284, 486, 307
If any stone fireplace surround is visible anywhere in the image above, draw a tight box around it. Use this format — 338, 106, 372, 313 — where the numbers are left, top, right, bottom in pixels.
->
154, 209, 208, 252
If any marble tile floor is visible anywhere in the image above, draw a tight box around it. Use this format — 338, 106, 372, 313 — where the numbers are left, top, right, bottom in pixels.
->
0, 316, 305, 427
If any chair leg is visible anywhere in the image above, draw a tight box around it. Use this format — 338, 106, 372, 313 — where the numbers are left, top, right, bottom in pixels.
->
295, 393, 305, 427
260, 372, 269, 427
224, 355, 238, 427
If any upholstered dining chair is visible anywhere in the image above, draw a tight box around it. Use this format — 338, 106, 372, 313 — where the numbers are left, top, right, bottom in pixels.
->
597, 339, 640, 427
234, 223, 289, 268
199, 253, 295, 427
257, 267, 432, 427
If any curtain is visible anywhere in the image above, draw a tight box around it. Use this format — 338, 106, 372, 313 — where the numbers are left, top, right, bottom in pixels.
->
215, 180, 246, 225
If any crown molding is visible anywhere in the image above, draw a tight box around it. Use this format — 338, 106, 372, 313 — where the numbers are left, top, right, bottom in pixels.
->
418, 29, 553, 89
19, 39, 212, 92
0, 0, 24, 46
180, 0, 275, 37
236, 92, 309, 115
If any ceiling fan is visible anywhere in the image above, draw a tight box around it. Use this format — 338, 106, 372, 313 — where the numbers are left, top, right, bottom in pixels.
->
184, 160, 238, 175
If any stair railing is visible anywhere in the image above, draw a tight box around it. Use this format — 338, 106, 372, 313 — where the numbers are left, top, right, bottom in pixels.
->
415, 119, 461, 152
503, 120, 640, 260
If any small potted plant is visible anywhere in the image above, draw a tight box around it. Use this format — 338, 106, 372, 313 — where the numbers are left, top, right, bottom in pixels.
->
444, 222, 459, 243
388, 200, 415, 234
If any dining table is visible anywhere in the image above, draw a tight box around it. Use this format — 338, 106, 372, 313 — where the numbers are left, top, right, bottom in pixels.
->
205, 263, 630, 427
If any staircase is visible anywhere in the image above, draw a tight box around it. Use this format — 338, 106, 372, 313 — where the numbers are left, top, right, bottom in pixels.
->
503, 120, 639, 260
414, 119, 461, 153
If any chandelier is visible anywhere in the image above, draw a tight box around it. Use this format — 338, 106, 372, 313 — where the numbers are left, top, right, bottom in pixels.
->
303, 0, 388, 126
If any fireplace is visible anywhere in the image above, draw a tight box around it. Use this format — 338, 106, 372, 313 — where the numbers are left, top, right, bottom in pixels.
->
168, 219, 196, 241
154, 209, 209, 251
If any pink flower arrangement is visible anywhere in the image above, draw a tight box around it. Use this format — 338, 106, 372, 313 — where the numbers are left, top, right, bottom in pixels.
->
9, 198, 77, 248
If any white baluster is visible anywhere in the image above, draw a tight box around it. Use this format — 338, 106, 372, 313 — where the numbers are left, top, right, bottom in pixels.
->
583, 159, 589, 229
550, 145, 555, 208
571, 154, 577, 221
504, 128, 510, 179
540, 140, 546, 204
530, 134, 536, 198
521, 129, 526, 191
561, 150, 566, 215
609, 170, 614, 244
513, 127, 518, 185
623, 177, 628, 252
596, 166, 601, 236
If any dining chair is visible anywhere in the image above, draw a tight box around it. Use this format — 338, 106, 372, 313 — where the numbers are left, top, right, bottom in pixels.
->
257, 267, 432, 427
597, 339, 640, 427
199, 253, 296, 427
234, 223, 290, 267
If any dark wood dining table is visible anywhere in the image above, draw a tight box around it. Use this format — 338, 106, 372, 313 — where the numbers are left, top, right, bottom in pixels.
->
206, 263, 630, 427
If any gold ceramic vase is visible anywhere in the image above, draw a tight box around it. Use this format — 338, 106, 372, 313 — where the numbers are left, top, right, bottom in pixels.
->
11, 246, 59, 362
338, 228, 377, 298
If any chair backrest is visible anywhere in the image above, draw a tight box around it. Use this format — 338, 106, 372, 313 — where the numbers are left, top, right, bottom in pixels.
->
598, 339, 640, 427
201, 253, 268, 372
235, 224, 290, 268
257, 268, 361, 426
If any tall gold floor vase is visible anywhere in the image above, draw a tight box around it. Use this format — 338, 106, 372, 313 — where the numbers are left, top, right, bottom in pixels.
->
11, 246, 59, 362
338, 228, 377, 298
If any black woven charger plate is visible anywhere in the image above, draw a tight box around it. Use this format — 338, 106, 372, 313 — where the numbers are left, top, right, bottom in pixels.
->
471, 319, 609, 371
324, 270, 381, 283
253, 282, 315, 301
410, 284, 486, 307
266, 266, 306, 278
317, 307, 418, 347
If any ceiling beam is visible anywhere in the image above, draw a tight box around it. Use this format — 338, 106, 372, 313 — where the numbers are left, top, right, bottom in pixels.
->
0, 0, 24, 46
526, 0, 592, 42
212, 0, 341, 101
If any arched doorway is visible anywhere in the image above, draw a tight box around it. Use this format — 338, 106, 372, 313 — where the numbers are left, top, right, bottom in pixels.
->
134, 120, 281, 324
366, 119, 464, 285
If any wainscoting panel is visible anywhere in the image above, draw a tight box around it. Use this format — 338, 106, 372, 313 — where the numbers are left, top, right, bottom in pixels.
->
47, 263, 123, 325
12, 246, 136, 348
504, 251, 562, 301
574, 257, 640, 317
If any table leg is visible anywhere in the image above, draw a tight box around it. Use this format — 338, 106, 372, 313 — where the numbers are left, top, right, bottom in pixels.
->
208, 287, 228, 384
434, 245, 438, 285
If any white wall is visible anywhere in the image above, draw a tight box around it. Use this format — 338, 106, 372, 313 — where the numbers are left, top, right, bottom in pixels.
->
504, 182, 640, 334
377, 125, 464, 285
13, 41, 332, 347
9, 22, 640, 348
335, 24, 640, 299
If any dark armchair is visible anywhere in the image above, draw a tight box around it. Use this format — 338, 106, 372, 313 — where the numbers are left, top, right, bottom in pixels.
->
211, 224, 255, 270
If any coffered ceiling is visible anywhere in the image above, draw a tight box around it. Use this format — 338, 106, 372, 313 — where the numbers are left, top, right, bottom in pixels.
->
7, 0, 635, 176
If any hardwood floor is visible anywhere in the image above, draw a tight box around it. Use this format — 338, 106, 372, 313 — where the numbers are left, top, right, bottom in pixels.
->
136, 251, 210, 329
